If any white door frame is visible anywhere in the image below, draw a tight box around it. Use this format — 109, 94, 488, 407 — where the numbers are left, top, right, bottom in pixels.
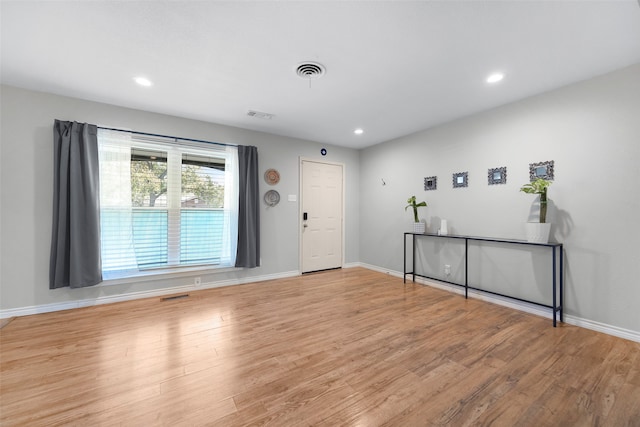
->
299, 157, 346, 273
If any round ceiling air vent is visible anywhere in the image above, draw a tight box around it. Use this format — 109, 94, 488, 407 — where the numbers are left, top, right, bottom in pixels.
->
296, 62, 326, 79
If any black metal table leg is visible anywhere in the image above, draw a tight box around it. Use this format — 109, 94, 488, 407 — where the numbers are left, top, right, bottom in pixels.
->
412, 233, 416, 283
560, 245, 564, 322
403, 233, 407, 283
552, 246, 557, 327
464, 238, 469, 299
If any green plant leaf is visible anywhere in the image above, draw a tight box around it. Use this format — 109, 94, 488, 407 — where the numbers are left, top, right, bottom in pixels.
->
520, 178, 552, 223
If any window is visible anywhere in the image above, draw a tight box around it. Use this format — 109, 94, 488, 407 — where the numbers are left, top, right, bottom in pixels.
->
98, 129, 238, 280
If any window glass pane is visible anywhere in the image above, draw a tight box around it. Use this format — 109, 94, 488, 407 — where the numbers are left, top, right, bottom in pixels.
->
101, 208, 137, 276
132, 209, 168, 268
180, 153, 226, 265
180, 209, 224, 265
131, 148, 168, 207
181, 154, 225, 209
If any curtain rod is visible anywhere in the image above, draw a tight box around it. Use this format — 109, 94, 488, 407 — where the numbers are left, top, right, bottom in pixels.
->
97, 126, 236, 148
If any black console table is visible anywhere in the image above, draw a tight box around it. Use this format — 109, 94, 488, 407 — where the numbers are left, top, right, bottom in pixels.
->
403, 233, 564, 327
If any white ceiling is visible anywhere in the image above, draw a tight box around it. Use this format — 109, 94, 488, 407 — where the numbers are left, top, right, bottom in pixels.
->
2, 1, 640, 149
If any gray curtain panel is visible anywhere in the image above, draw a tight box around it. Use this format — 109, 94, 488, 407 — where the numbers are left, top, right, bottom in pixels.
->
235, 145, 260, 268
50, 120, 102, 288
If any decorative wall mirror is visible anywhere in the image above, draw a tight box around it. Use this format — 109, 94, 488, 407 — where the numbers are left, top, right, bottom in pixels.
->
529, 160, 554, 181
452, 172, 468, 188
488, 167, 507, 185
424, 176, 437, 191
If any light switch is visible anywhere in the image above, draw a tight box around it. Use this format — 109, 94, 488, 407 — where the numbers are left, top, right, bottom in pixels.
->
288, 194, 297, 202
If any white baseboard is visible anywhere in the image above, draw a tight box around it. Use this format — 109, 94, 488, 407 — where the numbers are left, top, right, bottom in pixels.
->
0, 270, 300, 319
343, 262, 364, 269
359, 263, 640, 343
198, 270, 300, 290
563, 315, 640, 343
357, 262, 404, 278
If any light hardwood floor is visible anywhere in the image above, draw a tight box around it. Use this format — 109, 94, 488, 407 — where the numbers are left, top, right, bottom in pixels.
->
1, 268, 639, 426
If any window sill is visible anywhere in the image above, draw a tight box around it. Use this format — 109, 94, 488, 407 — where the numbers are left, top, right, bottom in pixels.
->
100, 264, 240, 287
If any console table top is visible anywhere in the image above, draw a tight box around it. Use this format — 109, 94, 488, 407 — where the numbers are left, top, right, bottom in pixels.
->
404, 232, 563, 248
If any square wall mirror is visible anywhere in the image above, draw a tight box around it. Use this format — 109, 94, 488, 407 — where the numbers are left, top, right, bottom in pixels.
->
452, 172, 468, 188
529, 160, 555, 181
488, 166, 507, 185
424, 176, 437, 191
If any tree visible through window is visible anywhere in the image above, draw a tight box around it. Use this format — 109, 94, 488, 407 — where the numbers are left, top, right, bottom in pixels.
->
130, 150, 225, 208
180, 154, 225, 209
131, 149, 168, 207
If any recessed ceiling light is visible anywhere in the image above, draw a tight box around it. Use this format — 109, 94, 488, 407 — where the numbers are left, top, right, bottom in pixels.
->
486, 73, 505, 84
134, 76, 153, 87
354, 128, 364, 135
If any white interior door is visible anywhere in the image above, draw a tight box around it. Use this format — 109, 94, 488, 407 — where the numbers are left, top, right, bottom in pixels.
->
301, 160, 343, 273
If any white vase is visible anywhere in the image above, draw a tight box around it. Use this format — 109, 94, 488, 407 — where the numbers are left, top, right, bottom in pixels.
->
413, 222, 426, 234
525, 222, 551, 243
440, 219, 448, 236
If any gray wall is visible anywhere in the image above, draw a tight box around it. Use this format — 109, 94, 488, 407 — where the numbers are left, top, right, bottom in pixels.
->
360, 64, 640, 332
0, 85, 360, 310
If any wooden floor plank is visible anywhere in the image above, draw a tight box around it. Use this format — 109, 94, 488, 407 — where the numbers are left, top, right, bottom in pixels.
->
1, 267, 639, 426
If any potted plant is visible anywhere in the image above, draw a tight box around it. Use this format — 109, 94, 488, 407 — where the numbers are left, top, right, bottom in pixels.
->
405, 195, 427, 233
520, 178, 552, 243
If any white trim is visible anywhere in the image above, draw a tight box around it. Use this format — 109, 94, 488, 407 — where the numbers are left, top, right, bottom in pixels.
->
343, 262, 363, 269
358, 263, 640, 343
563, 315, 640, 343
101, 265, 239, 286
0, 270, 299, 319
358, 262, 403, 278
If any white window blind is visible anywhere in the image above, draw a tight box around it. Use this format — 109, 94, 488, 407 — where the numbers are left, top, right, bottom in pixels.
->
98, 129, 238, 280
